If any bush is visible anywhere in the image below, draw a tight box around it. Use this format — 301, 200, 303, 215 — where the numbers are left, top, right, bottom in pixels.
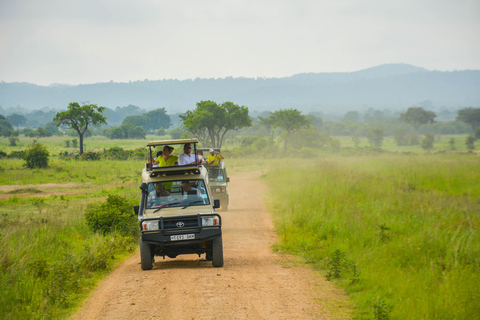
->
8, 136, 19, 146
8, 150, 25, 159
84, 195, 137, 236
103, 146, 127, 160
24, 143, 49, 168
421, 133, 435, 150
466, 135, 475, 150
80, 151, 101, 161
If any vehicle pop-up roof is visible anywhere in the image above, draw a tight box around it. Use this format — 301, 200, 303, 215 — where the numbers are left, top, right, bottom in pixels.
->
146, 138, 201, 177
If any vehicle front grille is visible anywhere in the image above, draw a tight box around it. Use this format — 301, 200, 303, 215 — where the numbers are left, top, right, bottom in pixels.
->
161, 216, 199, 230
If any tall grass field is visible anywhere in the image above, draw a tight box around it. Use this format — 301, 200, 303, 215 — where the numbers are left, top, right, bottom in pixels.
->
0, 156, 142, 319
264, 154, 480, 319
1, 134, 479, 319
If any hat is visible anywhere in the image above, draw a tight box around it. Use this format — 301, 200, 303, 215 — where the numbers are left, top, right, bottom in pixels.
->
209, 148, 214, 153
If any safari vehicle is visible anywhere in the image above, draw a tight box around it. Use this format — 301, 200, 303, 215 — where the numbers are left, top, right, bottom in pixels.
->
135, 139, 223, 270
198, 148, 230, 211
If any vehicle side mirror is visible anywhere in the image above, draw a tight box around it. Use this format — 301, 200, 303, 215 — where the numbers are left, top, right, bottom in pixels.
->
140, 183, 148, 194
133, 205, 140, 215
214, 199, 220, 209
226, 177, 230, 183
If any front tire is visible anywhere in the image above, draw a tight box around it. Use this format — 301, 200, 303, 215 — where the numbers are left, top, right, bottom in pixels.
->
212, 236, 224, 267
140, 238, 154, 270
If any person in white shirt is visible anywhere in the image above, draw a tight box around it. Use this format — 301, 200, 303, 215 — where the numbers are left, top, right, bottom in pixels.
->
178, 143, 197, 165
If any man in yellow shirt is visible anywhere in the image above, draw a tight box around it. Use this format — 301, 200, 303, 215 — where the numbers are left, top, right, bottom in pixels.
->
207, 148, 224, 165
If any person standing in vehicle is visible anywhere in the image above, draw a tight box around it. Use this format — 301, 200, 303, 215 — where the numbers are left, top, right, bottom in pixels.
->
178, 143, 197, 165
207, 148, 224, 165
152, 145, 177, 166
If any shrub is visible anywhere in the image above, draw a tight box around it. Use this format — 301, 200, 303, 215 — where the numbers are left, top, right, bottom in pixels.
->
81, 151, 101, 161
8, 150, 25, 159
104, 146, 127, 160
421, 133, 434, 150
84, 195, 137, 236
24, 143, 49, 168
466, 135, 475, 150
8, 136, 19, 146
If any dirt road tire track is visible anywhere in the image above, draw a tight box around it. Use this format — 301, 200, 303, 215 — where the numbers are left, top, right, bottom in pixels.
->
74, 171, 351, 320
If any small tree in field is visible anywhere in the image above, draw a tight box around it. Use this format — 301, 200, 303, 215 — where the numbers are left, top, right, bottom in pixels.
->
400, 107, 436, 133
421, 133, 435, 150
367, 128, 384, 147
53, 102, 107, 155
466, 135, 475, 150
24, 142, 49, 168
270, 109, 311, 152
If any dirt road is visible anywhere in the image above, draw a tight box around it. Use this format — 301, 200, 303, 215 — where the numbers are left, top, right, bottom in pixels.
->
74, 171, 351, 320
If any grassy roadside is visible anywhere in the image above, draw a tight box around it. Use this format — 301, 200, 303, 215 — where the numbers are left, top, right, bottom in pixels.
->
263, 154, 480, 319
0, 158, 141, 319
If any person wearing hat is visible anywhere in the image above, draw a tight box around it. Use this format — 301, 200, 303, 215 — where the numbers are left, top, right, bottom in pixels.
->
152, 145, 178, 167
207, 148, 224, 165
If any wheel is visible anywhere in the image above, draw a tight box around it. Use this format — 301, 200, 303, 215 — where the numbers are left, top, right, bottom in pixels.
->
212, 236, 224, 267
140, 237, 154, 270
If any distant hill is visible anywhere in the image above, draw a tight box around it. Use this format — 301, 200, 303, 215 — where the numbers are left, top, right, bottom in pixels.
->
0, 64, 479, 114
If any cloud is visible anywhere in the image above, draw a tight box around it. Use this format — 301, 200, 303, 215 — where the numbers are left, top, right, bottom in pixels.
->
0, 0, 479, 85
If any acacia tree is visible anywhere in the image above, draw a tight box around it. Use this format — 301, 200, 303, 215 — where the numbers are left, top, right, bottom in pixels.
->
8, 114, 27, 129
456, 107, 480, 133
270, 109, 310, 152
181, 101, 251, 148
400, 107, 436, 133
53, 102, 107, 155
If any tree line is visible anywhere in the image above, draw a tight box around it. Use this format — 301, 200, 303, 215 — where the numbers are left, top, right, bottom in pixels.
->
1, 101, 479, 157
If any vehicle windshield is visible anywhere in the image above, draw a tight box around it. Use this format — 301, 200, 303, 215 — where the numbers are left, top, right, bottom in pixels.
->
207, 168, 225, 182
146, 179, 210, 209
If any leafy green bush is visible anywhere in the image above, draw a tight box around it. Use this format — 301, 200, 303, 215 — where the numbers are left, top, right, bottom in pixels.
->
24, 142, 49, 168
85, 195, 137, 236
81, 151, 101, 161
7, 150, 25, 159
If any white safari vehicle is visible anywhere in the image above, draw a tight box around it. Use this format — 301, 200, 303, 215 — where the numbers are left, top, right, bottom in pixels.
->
134, 139, 223, 270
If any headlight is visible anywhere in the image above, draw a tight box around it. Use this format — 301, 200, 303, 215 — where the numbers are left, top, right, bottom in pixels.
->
142, 221, 159, 231
201, 216, 219, 226
215, 187, 226, 193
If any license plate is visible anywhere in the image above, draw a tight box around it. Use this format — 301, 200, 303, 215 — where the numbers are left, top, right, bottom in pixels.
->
170, 234, 195, 241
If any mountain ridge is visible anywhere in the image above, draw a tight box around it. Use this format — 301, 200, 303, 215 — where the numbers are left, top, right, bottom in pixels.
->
1, 64, 479, 114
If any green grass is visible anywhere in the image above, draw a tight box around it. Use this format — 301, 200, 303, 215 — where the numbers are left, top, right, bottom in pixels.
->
0, 154, 142, 319
264, 154, 480, 319
1, 135, 479, 319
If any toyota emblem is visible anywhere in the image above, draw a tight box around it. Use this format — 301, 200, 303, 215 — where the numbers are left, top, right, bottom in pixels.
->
176, 221, 185, 228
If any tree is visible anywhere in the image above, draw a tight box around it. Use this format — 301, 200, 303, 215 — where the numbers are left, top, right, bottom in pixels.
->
8, 114, 27, 129
0, 114, 14, 136
270, 109, 310, 152
421, 133, 435, 150
366, 127, 384, 147
456, 107, 480, 132
181, 101, 251, 148
466, 135, 475, 150
342, 111, 360, 122
400, 107, 436, 133
258, 115, 275, 140
145, 108, 171, 131
53, 103, 107, 155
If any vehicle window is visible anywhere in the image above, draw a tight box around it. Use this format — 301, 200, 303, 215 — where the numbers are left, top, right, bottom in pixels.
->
208, 169, 224, 182
146, 179, 210, 209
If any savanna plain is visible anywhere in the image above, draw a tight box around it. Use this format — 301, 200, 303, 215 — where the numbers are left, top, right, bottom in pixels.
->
0, 135, 479, 319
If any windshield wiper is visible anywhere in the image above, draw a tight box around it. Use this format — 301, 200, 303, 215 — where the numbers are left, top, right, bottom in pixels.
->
181, 200, 205, 209
153, 205, 168, 213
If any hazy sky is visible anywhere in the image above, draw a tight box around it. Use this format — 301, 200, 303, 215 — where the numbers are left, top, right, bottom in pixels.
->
1, 0, 479, 86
